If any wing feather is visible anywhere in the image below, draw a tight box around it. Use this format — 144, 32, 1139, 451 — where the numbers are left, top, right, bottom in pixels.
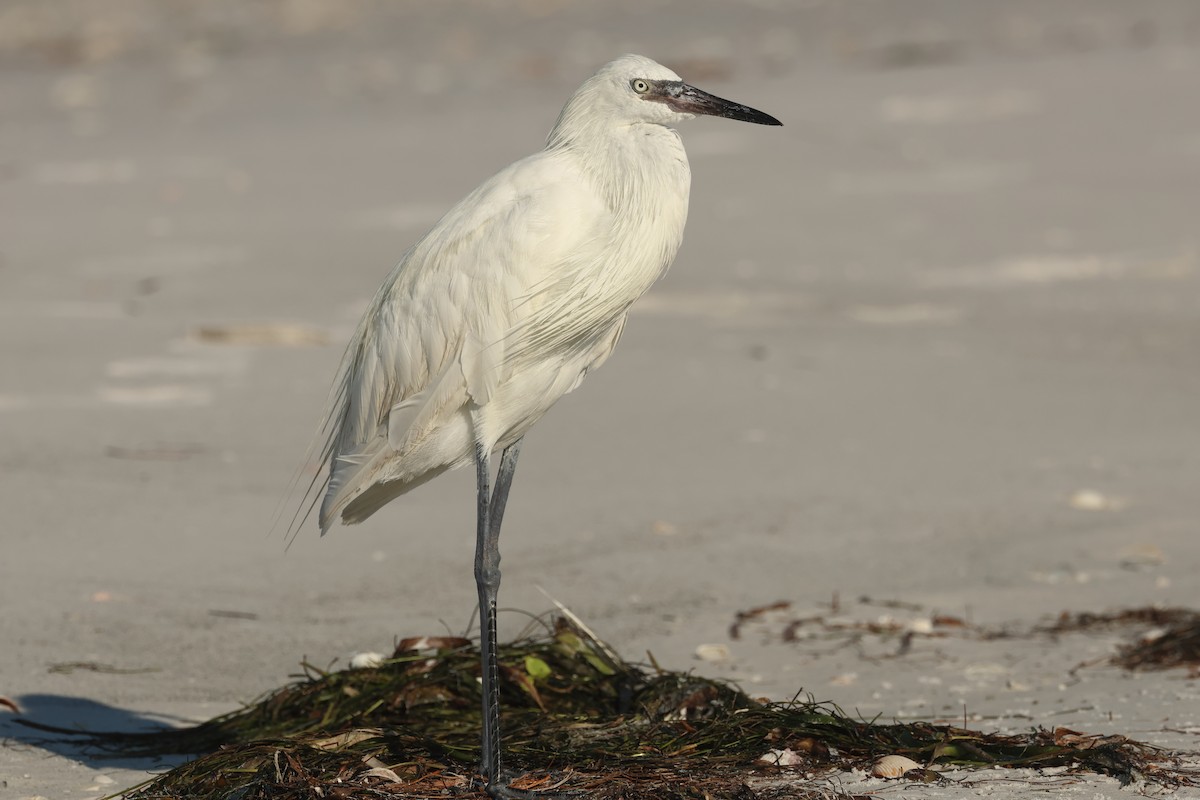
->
306, 152, 608, 532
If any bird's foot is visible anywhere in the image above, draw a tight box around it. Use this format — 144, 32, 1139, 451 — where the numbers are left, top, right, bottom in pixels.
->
479, 771, 580, 799
486, 781, 539, 800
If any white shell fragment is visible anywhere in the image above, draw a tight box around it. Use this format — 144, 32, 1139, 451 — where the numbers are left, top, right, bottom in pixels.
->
694, 643, 731, 662
829, 672, 858, 686
348, 651, 385, 669
1068, 489, 1126, 511
871, 754, 922, 778
758, 748, 805, 766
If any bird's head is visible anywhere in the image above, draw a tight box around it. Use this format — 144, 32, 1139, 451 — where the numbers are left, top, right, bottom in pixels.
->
549, 54, 781, 146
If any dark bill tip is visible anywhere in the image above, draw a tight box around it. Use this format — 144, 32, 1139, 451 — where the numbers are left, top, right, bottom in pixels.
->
664, 83, 782, 126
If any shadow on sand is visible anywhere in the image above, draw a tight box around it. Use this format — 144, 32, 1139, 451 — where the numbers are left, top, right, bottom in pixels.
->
2, 693, 197, 772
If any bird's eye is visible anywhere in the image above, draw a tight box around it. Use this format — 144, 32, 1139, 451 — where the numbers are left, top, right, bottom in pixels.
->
631, 79, 650, 94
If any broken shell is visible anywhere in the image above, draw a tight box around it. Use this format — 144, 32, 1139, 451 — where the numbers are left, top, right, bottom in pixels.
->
694, 643, 731, 662
394, 635, 471, 655
757, 748, 805, 766
1068, 489, 1126, 511
871, 754, 922, 778
348, 651, 385, 669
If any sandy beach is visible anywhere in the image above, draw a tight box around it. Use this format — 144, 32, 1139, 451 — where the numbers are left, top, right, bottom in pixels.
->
2, 2, 1199, 797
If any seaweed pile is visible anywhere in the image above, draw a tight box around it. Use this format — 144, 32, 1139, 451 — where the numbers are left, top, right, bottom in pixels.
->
41, 616, 1187, 799
1041, 608, 1200, 673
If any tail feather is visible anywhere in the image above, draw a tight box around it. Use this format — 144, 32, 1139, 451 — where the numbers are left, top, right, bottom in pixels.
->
319, 358, 470, 532
339, 463, 451, 526
319, 436, 391, 533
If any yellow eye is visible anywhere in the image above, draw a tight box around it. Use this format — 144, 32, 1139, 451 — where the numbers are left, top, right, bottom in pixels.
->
631, 79, 650, 94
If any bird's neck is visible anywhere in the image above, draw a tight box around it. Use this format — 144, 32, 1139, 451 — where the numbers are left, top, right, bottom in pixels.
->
549, 121, 691, 212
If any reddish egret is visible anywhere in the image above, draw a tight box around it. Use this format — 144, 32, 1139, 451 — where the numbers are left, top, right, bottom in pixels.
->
308, 54, 780, 796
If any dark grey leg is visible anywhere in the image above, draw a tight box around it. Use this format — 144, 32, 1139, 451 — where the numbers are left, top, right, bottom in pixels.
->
489, 439, 523, 533
473, 438, 524, 795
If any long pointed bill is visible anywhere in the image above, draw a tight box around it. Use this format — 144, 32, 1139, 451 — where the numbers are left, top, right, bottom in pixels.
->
663, 82, 782, 126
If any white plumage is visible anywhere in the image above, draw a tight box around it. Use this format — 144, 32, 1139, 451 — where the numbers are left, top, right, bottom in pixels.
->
317, 55, 695, 530
300, 54, 780, 795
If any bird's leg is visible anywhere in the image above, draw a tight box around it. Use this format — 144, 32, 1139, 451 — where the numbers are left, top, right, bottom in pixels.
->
489, 438, 523, 533
474, 444, 501, 786
474, 439, 524, 796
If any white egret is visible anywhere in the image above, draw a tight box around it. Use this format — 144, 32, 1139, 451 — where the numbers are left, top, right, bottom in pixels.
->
305, 54, 780, 796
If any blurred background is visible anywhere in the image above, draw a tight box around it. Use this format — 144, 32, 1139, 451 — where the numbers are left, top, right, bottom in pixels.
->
2, 1, 1199, 795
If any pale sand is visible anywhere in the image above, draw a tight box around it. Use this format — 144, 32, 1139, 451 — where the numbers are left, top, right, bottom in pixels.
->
2, 2, 1199, 797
